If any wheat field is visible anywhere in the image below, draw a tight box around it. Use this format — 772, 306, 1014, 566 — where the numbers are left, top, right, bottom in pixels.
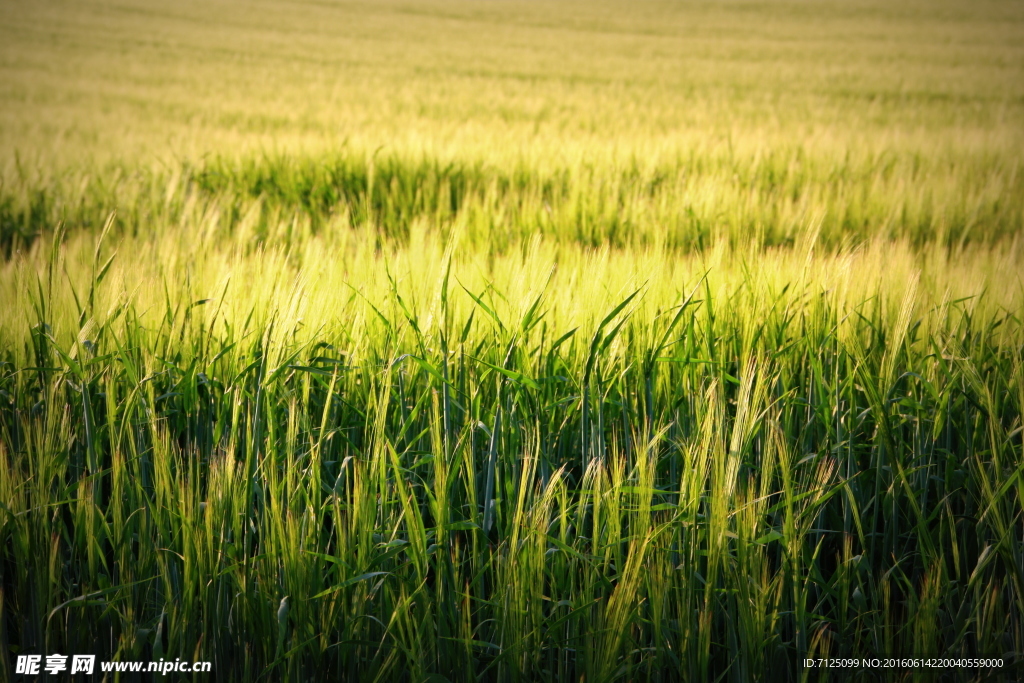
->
1, 1, 1023, 681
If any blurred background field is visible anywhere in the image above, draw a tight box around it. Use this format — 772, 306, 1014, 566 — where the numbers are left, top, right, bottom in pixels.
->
2, 0, 1023, 251
1, 1, 1023, 681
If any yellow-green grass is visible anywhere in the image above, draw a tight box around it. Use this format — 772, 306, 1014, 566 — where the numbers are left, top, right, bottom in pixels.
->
1, 0, 1024, 681
11, 0, 1023, 158
2, 0, 1023, 251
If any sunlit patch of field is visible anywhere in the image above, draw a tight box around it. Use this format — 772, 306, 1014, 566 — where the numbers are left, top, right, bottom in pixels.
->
1, 1, 1023, 681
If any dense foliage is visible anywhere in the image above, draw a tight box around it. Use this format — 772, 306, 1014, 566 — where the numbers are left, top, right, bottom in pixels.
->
1, 0, 1022, 681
